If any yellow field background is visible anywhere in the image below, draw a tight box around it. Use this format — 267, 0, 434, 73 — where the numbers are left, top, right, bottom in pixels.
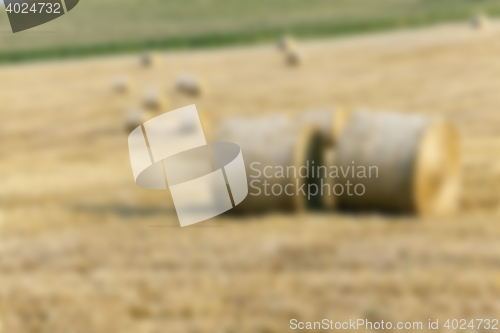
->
1, 21, 500, 332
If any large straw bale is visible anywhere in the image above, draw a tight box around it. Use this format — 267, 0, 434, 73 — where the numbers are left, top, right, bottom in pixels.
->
217, 115, 327, 212
333, 111, 460, 215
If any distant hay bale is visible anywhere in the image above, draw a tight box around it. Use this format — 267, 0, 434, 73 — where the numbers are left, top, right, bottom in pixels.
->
217, 115, 327, 212
142, 89, 166, 110
333, 111, 460, 216
276, 35, 304, 66
277, 35, 298, 53
286, 49, 304, 66
125, 108, 153, 133
471, 14, 489, 29
300, 108, 351, 146
177, 73, 207, 96
112, 75, 130, 93
140, 52, 160, 68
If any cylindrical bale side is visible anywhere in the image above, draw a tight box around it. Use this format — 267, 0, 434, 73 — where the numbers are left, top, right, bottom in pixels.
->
217, 115, 326, 213
333, 111, 460, 215
300, 108, 352, 146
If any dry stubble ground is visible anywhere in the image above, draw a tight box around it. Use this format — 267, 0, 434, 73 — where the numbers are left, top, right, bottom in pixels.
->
1, 22, 500, 332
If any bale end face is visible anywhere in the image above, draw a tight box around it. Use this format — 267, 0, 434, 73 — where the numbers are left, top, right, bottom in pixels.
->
471, 14, 489, 29
414, 121, 461, 216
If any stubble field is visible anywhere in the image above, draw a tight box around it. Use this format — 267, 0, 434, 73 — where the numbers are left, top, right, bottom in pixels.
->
1, 22, 500, 332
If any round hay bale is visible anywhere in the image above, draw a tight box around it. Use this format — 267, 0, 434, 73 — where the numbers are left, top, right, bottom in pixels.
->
217, 115, 327, 212
112, 75, 130, 93
300, 108, 352, 146
333, 111, 460, 215
140, 51, 160, 68
142, 88, 166, 110
125, 108, 154, 133
177, 73, 207, 96
285, 49, 305, 66
471, 14, 489, 29
277, 35, 298, 53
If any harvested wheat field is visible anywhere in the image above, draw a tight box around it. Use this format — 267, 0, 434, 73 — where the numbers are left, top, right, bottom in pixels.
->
1, 21, 500, 333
